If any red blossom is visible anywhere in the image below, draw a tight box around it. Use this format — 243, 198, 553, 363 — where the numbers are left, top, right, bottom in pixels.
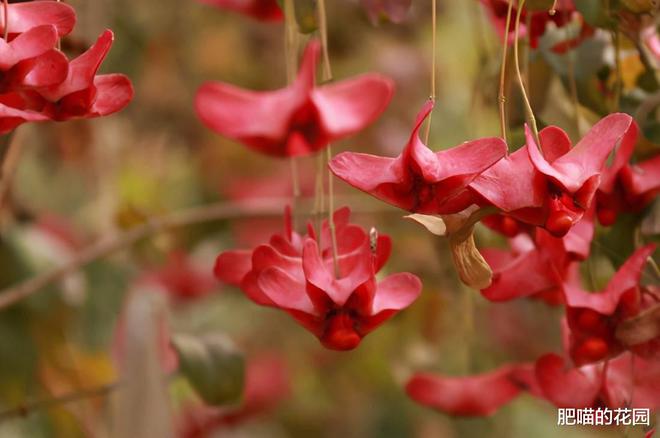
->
471, 114, 637, 237
140, 251, 217, 303
196, 0, 283, 22
563, 244, 657, 366
195, 40, 394, 157
405, 364, 534, 416
329, 100, 507, 214
0, 1, 76, 38
215, 207, 421, 350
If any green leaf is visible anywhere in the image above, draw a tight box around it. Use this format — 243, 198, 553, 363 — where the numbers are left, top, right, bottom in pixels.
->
172, 334, 245, 406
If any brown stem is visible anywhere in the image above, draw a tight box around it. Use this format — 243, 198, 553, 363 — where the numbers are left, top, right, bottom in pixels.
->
423, 0, 437, 145
498, 0, 515, 143
0, 128, 24, 212
2, 0, 8, 41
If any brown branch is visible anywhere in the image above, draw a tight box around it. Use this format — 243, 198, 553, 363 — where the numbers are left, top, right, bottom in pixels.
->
0, 129, 22, 210
0, 196, 394, 311
0, 381, 118, 422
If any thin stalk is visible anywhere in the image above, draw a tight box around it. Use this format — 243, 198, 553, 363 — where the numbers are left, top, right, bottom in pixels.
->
317, 0, 339, 277
423, 0, 437, 145
612, 28, 622, 111
284, 0, 301, 226
0, 129, 24, 212
498, 0, 515, 143
566, 45, 582, 135
513, 0, 541, 149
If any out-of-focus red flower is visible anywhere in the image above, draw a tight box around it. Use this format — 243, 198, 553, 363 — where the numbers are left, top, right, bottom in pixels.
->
563, 244, 657, 366
139, 251, 217, 303
177, 353, 289, 438
196, 0, 283, 22
330, 100, 507, 214
0, 1, 76, 38
215, 207, 421, 350
195, 40, 394, 158
405, 363, 534, 416
471, 114, 637, 237
479, 0, 591, 53
361, 0, 412, 24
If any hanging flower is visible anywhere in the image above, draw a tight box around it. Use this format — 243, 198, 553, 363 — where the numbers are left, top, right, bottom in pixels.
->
0, 1, 76, 38
470, 114, 637, 237
329, 100, 507, 215
195, 40, 394, 157
196, 0, 283, 22
563, 244, 657, 366
215, 207, 422, 350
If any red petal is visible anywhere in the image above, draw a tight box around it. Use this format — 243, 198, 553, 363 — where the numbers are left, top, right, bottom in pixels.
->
40, 30, 114, 102
535, 353, 602, 408
90, 74, 134, 116
371, 273, 421, 314
214, 250, 252, 286
563, 244, 656, 315
1, 2, 76, 37
10, 49, 69, 89
312, 73, 393, 140
0, 25, 58, 70
406, 365, 527, 416
527, 114, 636, 193
621, 154, 660, 200
258, 267, 314, 314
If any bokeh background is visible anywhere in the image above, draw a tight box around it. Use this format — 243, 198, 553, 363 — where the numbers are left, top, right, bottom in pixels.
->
0, 0, 655, 437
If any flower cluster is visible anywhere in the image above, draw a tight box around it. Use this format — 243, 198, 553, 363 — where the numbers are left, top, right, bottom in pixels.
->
0, 1, 133, 134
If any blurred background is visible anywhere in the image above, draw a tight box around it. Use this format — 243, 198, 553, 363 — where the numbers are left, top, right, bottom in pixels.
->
0, 0, 653, 436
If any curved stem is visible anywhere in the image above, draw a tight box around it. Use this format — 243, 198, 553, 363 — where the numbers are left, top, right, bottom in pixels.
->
513, 0, 541, 149
423, 0, 437, 145
498, 0, 515, 143
317, 0, 340, 277
284, 0, 301, 227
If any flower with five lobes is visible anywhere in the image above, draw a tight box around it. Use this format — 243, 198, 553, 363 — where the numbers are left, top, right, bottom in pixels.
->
329, 100, 507, 215
214, 207, 422, 350
470, 114, 638, 237
195, 40, 394, 158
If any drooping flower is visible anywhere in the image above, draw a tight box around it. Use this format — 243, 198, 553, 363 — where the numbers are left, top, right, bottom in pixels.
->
563, 244, 657, 366
329, 100, 507, 215
196, 0, 283, 22
471, 114, 637, 237
215, 207, 422, 350
195, 40, 394, 157
405, 363, 534, 416
479, 0, 592, 52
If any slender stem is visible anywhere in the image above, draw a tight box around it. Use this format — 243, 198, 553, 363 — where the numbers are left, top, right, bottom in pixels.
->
566, 44, 582, 135
498, 0, 514, 143
423, 0, 437, 145
284, 0, 301, 227
3, 0, 8, 41
0, 128, 24, 212
317, 0, 339, 277
523, 12, 531, 91
612, 28, 622, 111
0, 381, 118, 422
513, 0, 541, 148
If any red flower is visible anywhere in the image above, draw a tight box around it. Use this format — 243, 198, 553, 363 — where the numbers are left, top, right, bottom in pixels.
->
479, 0, 589, 52
195, 40, 394, 157
471, 114, 637, 237
215, 207, 421, 350
329, 100, 507, 214
140, 251, 217, 303
405, 364, 533, 416
196, 0, 283, 22
563, 244, 657, 366
0, 1, 76, 38
25, 30, 134, 121
481, 209, 594, 303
